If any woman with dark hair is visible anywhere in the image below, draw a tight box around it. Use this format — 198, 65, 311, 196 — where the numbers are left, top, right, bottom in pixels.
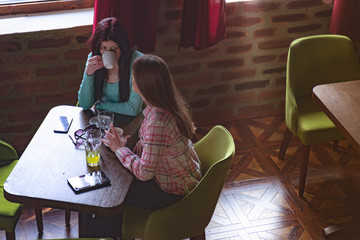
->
78, 17, 143, 116
104, 54, 202, 211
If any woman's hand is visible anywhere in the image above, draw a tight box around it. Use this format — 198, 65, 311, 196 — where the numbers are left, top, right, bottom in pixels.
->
86, 55, 104, 76
133, 140, 143, 156
103, 124, 131, 153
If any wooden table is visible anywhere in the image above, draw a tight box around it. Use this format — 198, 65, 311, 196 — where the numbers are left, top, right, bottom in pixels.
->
313, 80, 360, 240
313, 80, 360, 153
4, 105, 143, 237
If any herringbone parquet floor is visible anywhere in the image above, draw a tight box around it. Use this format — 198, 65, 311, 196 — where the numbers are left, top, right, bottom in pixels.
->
2, 114, 360, 240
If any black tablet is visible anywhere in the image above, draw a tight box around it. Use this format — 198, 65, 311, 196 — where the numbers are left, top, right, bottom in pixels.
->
67, 171, 111, 194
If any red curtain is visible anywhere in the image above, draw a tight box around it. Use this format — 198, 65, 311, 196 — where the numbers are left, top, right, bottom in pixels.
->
329, 0, 360, 42
93, 0, 157, 53
179, 0, 226, 50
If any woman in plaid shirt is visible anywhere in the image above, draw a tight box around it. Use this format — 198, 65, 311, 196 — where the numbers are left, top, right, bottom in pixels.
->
105, 54, 202, 210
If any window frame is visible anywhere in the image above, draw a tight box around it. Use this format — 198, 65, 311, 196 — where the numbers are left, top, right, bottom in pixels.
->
0, 0, 93, 16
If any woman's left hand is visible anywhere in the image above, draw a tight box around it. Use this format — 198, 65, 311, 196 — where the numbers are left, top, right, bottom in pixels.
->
103, 124, 131, 153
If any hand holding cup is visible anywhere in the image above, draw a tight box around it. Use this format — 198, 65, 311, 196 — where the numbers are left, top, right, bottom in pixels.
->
86, 55, 104, 76
103, 124, 131, 153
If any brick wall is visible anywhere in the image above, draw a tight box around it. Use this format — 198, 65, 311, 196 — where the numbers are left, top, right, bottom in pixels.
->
167, 0, 335, 122
0, 0, 340, 153
0, 27, 91, 152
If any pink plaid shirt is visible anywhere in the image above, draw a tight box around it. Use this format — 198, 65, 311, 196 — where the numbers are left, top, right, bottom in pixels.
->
115, 106, 202, 195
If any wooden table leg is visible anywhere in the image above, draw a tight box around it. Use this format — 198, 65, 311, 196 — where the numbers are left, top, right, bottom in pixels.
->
35, 207, 43, 233
5, 232, 15, 240
78, 212, 122, 238
65, 209, 71, 227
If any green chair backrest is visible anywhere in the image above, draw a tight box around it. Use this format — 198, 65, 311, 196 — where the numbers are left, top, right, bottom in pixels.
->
287, 34, 360, 101
0, 140, 18, 167
142, 125, 235, 240
286, 34, 360, 133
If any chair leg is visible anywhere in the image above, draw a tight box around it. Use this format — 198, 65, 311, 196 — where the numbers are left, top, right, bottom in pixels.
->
333, 140, 339, 152
299, 145, 311, 197
190, 230, 206, 240
65, 209, 71, 227
35, 206, 43, 233
278, 128, 292, 159
5, 231, 15, 240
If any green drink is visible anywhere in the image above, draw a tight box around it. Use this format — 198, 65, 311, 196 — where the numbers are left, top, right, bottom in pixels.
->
85, 128, 102, 167
85, 149, 100, 166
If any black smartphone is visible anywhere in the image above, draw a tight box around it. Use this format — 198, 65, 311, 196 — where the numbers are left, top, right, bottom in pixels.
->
54, 116, 73, 133
67, 171, 111, 194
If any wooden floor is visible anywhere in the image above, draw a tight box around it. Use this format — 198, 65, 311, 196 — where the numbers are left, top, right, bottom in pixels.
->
2, 114, 360, 240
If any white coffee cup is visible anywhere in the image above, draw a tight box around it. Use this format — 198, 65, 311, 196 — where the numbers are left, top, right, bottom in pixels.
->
103, 127, 123, 147
114, 127, 123, 137
102, 51, 116, 69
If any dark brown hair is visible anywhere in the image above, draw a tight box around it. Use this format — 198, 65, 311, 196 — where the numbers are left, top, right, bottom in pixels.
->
133, 55, 195, 138
87, 17, 134, 101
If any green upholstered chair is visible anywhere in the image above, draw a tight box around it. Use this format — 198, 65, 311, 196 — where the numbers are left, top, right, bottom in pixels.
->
278, 34, 360, 197
122, 125, 235, 240
0, 140, 24, 240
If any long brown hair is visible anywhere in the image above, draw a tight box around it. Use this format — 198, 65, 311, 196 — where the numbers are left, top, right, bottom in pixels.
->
87, 17, 134, 101
133, 55, 195, 139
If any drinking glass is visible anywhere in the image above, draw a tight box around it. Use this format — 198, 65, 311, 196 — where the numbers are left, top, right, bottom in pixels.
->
84, 128, 102, 167
97, 111, 114, 137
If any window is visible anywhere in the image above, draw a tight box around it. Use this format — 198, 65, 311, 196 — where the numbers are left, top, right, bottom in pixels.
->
0, 0, 93, 16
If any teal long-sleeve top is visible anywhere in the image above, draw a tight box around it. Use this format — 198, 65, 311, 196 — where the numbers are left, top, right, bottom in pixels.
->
78, 50, 143, 116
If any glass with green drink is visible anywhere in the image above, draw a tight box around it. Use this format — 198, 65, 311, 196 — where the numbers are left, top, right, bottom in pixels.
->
84, 128, 102, 167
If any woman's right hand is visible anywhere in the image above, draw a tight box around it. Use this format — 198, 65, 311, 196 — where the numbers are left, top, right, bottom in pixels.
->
85, 55, 104, 76
104, 124, 130, 154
